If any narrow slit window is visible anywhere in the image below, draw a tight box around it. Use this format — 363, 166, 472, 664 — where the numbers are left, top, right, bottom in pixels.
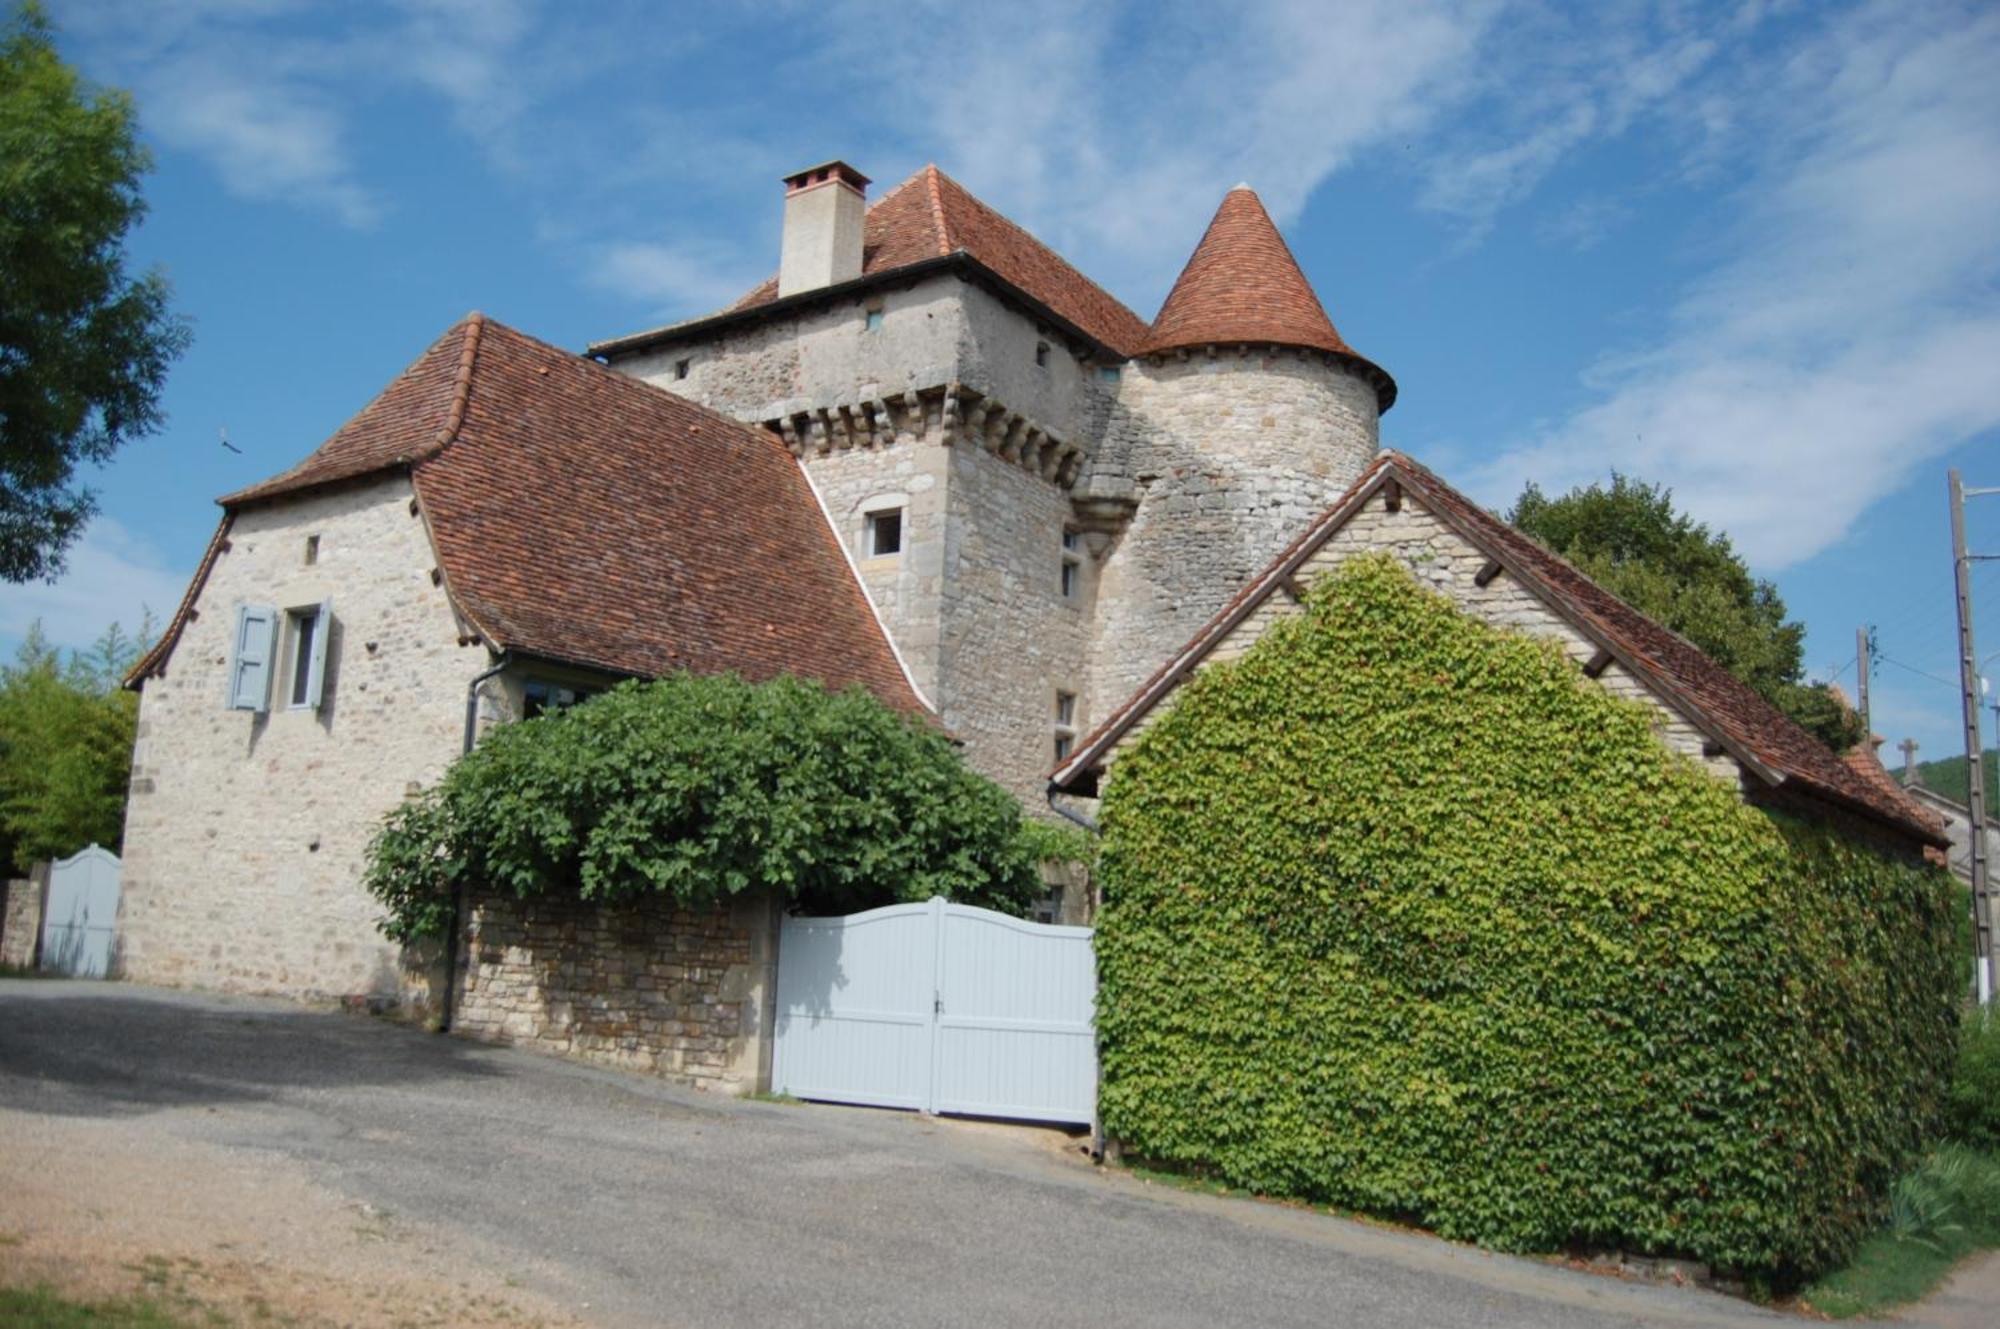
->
1060, 527, 1082, 599
1035, 341, 1051, 368
864, 308, 885, 332
303, 535, 319, 565
1054, 689, 1077, 764
287, 606, 324, 709
865, 508, 903, 558
674, 357, 691, 380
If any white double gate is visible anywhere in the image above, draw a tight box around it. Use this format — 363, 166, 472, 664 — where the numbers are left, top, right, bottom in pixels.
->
772, 897, 1097, 1125
39, 844, 121, 978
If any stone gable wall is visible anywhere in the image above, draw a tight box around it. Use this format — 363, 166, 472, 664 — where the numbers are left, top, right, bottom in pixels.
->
119, 476, 476, 1002
450, 888, 778, 1093
1106, 488, 1745, 791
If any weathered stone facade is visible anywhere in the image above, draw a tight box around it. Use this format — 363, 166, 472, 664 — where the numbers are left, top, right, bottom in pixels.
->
451, 888, 778, 1092
605, 273, 1382, 805
120, 476, 477, 1002
1, 867, 45, 969
1104, 485, 1747, 789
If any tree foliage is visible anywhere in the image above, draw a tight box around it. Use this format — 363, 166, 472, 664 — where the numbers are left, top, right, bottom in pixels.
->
1509, 475, 1863, 753
1096, 555, 1959, 1285
366, 673, 1045, 942
1, 2, 190, 582
0, 618, 145, 870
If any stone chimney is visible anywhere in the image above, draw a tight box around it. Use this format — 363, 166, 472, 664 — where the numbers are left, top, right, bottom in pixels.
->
778, 161, 869, 299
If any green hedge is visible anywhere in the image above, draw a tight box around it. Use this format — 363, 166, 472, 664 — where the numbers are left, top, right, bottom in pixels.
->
366, 673, 1042, 940
1096, 554, 1959, 1283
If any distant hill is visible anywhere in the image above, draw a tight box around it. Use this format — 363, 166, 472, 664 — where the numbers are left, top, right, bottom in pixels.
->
1911, 748, 2000, 817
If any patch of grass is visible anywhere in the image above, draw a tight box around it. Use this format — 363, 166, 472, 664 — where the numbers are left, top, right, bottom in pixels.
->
1803, 1145, 2000, 1318
0, 1284, 197, 1327
743, 1091, 800, 1105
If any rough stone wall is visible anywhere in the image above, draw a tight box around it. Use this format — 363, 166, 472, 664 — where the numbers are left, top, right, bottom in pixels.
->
1106, 487, 1745, 790
953, 282, 1102, 442
451, 888, 778, 1093
1088, 351, 1380, 710
800, 439, 950, 701
1, 868, 44, 969
120, 476, 478, 1002
613, 274, 965, 423
937, 443, 1093, 806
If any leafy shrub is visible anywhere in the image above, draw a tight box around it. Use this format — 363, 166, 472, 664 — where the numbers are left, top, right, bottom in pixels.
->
1805, 1145, 2000, 1317
1949, 1005, 2000, 1149
1095, 555, 1959, 1283
366, 673, 1042, 941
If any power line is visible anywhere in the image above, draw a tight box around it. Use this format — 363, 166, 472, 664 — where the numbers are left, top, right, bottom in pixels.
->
1879, 654, 1963, 690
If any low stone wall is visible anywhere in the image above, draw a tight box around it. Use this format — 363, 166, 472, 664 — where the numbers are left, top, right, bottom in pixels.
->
1, 867, 46, 969
451, 888, 778, 1093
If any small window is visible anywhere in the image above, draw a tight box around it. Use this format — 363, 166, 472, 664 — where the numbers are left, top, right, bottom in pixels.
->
1097, 365, 1121, 383
285, 602, 331, 711
865, 508, 903, 558
303, 535, 319, 565
674, 357, 691, 380
864, 308, 885, 332
1054, 689, 1078, 764
1034, 341, 1051, 368
1060, 528, 1082, 599
524, 680, 598, 719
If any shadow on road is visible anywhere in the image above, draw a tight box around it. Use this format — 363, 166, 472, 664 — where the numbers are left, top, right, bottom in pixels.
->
0, 981, 501, 1118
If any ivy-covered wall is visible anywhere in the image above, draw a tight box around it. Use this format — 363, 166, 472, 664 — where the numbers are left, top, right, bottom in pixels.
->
1095, 555, 1959, 1283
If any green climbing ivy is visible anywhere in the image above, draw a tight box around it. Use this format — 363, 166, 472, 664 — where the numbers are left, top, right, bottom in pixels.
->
1095, 554, 1959, 1286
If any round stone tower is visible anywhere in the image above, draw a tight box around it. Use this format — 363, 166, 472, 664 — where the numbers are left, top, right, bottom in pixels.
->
1087, 184, 1396, 706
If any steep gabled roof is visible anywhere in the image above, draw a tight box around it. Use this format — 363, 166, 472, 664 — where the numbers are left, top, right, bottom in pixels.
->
1053, 450, 1945, 847
1144, 185, 1395, 409
134, 315, 927, 715
596, 165, 1151, 360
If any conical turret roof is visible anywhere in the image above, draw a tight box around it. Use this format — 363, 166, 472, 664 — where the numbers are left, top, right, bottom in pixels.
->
1145, 186, 1394, 409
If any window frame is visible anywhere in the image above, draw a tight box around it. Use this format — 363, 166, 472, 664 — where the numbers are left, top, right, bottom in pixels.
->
864, 507, 904, 559
1060, 527, 1082, 600
1053, 689, 1078, 764
281, 599, 332, 713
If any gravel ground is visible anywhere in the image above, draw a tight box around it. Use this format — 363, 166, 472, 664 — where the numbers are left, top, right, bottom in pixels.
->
0, 980, 1806, 1328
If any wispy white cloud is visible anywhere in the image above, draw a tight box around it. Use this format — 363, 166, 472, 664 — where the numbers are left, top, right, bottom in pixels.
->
585, 241, 756, 320
0, 519, 189, 657
1470, 0, 2000, 569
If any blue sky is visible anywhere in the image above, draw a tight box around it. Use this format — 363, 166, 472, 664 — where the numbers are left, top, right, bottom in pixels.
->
6, 0, 1999, 768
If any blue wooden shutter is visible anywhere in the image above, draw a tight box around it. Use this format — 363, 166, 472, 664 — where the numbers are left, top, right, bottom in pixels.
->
230, 604, 278, 712
302, 598, 332, 711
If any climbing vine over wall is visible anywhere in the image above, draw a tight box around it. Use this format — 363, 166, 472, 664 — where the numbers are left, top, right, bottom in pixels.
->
1095, 554, 1959, 1284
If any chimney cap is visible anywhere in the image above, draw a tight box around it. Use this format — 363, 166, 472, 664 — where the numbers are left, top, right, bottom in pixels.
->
784, 160, 871, 195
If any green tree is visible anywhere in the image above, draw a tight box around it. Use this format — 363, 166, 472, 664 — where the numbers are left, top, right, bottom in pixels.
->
1, 2, 190, 583
0, 617, 146, 869
1509, 474, 1864, 752
366, 673, 1045, 942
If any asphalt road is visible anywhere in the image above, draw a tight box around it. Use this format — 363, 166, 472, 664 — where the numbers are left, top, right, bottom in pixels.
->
0, 981, 1792, 1328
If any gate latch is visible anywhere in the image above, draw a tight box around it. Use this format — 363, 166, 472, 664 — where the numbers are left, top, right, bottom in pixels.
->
934, 993, 943, 1015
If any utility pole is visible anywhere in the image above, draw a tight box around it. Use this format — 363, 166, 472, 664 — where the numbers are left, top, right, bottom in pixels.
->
1856, 626, 1872, 734
1949, 469, 1995, 1004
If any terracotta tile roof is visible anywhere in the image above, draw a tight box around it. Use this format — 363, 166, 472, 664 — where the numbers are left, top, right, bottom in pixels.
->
137, 315, 927, 715
1142, 186, 1394, 409
727, 165, 1152, 355
1054, 450, 1945, 848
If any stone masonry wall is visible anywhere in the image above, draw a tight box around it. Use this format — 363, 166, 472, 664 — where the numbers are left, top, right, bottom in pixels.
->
452, 888, 778, 1093
938, 443, 1094, 806
614, 274, 965, 424
120, 476, 478, 1003
1106, 486, 1745, 790
1, 867, 45, 969
1088, 351, 1380, 710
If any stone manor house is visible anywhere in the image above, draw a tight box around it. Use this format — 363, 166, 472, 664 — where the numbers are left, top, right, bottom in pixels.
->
116, 161, 1940, 1089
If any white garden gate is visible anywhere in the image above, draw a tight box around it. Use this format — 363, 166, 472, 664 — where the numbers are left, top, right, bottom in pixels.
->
39, 844, 121, 978
772, 897, 1097, 1125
